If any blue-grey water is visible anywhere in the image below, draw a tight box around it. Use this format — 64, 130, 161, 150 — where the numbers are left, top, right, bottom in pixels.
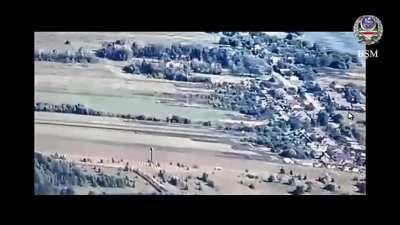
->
302, 32, 365, 55
302, 32, 366, 67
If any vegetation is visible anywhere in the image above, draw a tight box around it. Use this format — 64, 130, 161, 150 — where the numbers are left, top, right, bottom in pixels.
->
34, 152, 87, 195
35, 48, 99, 63
323, 183, 338, 192
122, 60, 211, 83
267, 175, 276, 182
318, 111, 329, 126
355, 182, 366, 193
34, 152, 134, 195
95, 41, 132, 61
291, 185, 305, 195
305, 181, 313, 192
35, 102, 211, 126
206, 180, 215, 188
200, 172, 209, 182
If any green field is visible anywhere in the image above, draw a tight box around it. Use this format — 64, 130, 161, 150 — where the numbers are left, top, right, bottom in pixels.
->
35, 91, 231, 122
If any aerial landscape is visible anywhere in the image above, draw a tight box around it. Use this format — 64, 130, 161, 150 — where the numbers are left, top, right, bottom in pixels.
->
34, 32, 366, 195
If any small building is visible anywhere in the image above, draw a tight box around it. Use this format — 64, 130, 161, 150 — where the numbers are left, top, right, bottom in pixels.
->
329, 82, 345, 92
352, 104, 366, 112
313, 162, 323, 168
288, 99, 301, 111
349, 142, 366, 151
283, 158, 295, 164
326, 164, 336, 169
320, 153, 331, 164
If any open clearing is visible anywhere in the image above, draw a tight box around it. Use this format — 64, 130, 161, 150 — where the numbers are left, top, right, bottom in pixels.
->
35, 32, 220, 52
35, 112, 363, 195
35, 60, 235, 122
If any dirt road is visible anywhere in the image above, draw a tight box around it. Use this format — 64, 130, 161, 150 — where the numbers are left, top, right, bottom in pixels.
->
34, 112, 362, 194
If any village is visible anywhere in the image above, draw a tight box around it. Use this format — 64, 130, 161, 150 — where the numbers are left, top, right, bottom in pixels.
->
34, 32, 366, 195
205, 32, 366, 176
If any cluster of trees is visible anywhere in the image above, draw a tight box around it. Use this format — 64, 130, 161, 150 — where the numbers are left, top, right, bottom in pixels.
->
219, 36, 242, 47
351, 127, 364, 143
219, 32, 360, 71
167, 115, 191, 124
222, 32, 238, 37
317, 111, 330, 126
291, 43, 359, 70
202, 121, 212, 126
88, 174, 133, 188
304, 81, 323, 93
34, 102, 161, 121
34, 152, 135, 195
35, 102, 105, 116
289, 111, 311, 130
131, 43, 196, 61
344, 86, 366, 104
292, 67, 315, 81
34, 152, 87, 195
98, 39, 271, 76
294, 52, 356, 69
122, 60, 211, 83
95, 41, 132, 61
122, 60, 164, 75
220, 32, 281, 50
240, 124, 311, 159
243, 135, 309, 159
211, 83, 269, 117
196, 172, 215, 188
34, 48, 99, 63
222, 124, 255, 133
191, 59, 222, 74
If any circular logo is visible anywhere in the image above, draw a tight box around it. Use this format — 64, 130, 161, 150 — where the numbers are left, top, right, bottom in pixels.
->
354, 15, 383, 45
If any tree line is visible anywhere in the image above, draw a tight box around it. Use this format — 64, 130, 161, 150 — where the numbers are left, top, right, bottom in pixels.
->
34, 47, 99, 63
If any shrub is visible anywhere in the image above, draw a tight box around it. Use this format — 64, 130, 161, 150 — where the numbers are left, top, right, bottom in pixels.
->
291, 185, 305, 195
123, 163, 129, 171
305, 182, 312, 192
135, 115, 146, 120
189, 76, 211, 83
96, 42, 132, 61
317, 111, 329, 126
122, 64, 141, 74
158, 170, 166, 181
267, 175, 276, 182
323, 183, 338, 192
332, 113, 344, 123
191, 59, 220, 75
329, 60, 347, 69
287, 177, 296, 186
60, 186, 75, 195
200, 172, 209, 182
355, 182, 366, 193
219, 36, 230, 45
246, 173, 256, 179
202, 121, 212, 126
168, 176, 179, 186
206, 180, 215, 188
